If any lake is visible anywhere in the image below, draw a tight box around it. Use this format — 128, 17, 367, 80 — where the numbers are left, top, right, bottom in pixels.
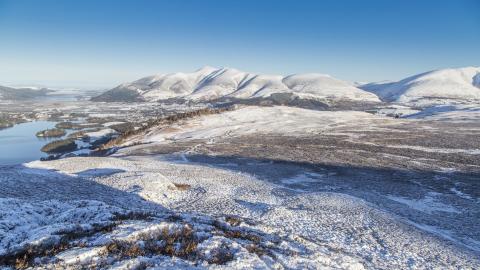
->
0, 121, 58, 165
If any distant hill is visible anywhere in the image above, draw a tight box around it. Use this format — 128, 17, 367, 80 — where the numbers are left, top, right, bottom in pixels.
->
0, 85, 53, 100
92, 66, 381, 104
359, 67, 480, 106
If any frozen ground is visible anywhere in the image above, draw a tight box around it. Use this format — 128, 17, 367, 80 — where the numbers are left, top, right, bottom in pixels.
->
0, 105, 479, 269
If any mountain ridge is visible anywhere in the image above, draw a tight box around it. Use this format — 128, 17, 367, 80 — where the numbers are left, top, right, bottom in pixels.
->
0, 85, 53, 100
92, 67, 381, 103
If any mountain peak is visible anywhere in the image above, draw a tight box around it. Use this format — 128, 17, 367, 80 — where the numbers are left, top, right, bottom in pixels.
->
359, 66, 480, 105
195, 66, 218, 74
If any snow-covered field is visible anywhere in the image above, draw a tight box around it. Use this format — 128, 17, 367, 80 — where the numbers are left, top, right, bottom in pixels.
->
1, 104, 479, 269
1, 159, 372, 269
135, 106, 383, 144
0, 153, 475, 269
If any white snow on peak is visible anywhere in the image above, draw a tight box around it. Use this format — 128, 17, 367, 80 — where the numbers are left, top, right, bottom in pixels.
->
190, 67, 254, 100
105, 67, 381, 102
283, 73, 379, 101
231, 74, 288, 98
194, 65, 218, 75
360, 67, 480, 105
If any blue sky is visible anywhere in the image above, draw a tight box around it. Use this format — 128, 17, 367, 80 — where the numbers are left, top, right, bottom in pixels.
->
0, 0, 479, 89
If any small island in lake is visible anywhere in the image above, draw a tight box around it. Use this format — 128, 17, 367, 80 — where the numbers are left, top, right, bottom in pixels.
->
35, 128, 66, 138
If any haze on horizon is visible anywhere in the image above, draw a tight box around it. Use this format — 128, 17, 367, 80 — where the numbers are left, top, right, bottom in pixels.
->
0, 0, 479, 89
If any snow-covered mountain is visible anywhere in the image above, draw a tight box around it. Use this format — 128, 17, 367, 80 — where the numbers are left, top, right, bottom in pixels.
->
360, 67, 480, 106
0, 85, 53, 100
92, 67, 381, 103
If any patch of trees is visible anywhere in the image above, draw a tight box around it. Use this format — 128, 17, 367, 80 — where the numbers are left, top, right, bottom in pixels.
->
99, 106, 236, 150
41, 139, 77, 153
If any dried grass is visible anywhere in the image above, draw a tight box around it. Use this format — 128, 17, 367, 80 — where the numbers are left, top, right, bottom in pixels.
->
169, 183, 192, 191
104, 224, 199, 261
225, 216, 242, 227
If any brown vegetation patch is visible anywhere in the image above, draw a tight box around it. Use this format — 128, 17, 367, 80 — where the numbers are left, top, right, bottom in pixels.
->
225, 216, 242, 227
113, 211, 154, 221
109, 122, 135, 133
211, 220, 279, 259
161, 126, 181, 133
205, 243, 234, 265
169, 183, 192, 191
104, 224, 199, 261
246, 243, 271, 257
0, 223, 118, 269
223, 230, 262, 243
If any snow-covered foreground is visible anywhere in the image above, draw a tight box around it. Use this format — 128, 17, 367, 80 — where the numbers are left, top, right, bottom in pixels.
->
0, 168, 305, 269
1, 105, 479, 269
0, 155, 475, 269
0, 159, 368, 269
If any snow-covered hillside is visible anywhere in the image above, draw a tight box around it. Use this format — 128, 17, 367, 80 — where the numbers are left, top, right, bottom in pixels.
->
134, 106, 382, 144
360, 67, 480, 106
93, 67, 380, 103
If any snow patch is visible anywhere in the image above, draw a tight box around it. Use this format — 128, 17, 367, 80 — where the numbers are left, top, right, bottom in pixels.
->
387, 193, 461, 214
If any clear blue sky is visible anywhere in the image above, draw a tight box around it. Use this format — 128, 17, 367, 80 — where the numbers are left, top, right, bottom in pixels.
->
0, 0, 479, 89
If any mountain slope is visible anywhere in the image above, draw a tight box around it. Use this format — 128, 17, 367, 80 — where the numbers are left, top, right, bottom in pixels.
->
92, 67, 380, 103
360, 67, 480, 105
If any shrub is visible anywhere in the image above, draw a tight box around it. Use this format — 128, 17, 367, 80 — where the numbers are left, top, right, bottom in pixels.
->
104, 224, 199, 260
169, 183, 192, 191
